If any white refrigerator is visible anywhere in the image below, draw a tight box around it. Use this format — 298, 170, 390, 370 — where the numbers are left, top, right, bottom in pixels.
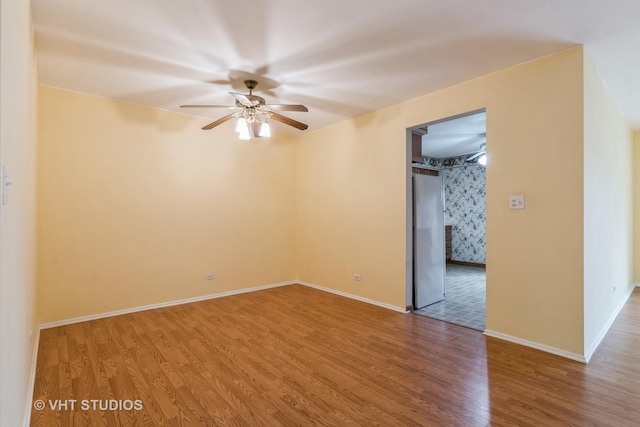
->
413, 173, 446, 309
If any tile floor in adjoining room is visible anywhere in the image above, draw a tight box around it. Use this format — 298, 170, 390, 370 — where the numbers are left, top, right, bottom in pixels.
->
414, 263, 486, 331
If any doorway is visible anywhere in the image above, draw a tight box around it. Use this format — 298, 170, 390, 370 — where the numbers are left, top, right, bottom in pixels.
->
407, 109, 487, 331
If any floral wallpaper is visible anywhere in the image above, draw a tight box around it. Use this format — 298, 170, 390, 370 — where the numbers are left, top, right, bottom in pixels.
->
441, 164, 486, 264
418, 155, 477, 169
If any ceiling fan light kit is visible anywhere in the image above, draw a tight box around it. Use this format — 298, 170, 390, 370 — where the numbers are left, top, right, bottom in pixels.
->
181, 80, 308, 140
234, 106, 271, 140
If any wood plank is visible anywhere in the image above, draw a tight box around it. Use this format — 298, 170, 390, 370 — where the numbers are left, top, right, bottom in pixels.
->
31, 285, 640, 426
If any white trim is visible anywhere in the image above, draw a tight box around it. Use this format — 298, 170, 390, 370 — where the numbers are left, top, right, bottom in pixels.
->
24, 328, 41, 427
584, 284, 636, 362
483, 329, 587, 364
35, 280, 408, 330
38, 281, 296, 329
297, 281, 408, 313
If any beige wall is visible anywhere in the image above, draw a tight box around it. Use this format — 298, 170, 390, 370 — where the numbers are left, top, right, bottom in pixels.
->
583, 53, 634, 356
31, 45, 637, 374
297, 48, 586, 354
296, 114, 409, 308
37, 87, 297, 323
0, 0, 39, 425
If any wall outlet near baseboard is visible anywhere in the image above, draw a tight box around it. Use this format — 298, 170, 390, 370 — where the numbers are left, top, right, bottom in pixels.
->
205, 273, 215, 280
353, 274, 361, 281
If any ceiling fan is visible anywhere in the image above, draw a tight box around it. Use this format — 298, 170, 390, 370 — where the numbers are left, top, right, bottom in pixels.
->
180, 80, 308, 139
466, 142, 487, 165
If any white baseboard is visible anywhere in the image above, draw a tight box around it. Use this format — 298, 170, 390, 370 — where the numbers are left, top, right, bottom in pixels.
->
38, 280, 296, 330
37, 279, 408, 331
483, 329, 587, 364
584, 283, 636, 362
484, 284, 638, 364
297, 281, 407, 313
24, 326, 41, 427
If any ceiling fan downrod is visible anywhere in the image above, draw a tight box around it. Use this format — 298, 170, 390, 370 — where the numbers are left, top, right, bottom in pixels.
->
244, 79, 258, 95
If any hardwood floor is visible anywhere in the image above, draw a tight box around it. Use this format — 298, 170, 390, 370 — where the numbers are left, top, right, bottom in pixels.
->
31, 285, 640, 426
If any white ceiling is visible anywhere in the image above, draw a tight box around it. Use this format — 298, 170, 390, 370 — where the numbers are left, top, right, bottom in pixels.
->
418, 111, 486, 159
31, 0, 640, 134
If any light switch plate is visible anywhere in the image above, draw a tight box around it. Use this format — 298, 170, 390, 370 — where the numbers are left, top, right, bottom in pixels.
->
509, 195, 525, 209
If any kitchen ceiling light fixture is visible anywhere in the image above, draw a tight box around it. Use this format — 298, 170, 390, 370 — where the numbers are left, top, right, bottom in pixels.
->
466, 142, 487, 166
181, 80, 308, 140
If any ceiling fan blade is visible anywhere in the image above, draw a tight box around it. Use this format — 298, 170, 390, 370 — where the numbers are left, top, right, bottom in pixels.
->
230, 92, 257, 107
270, 112, 309, 131
202, 114, 235, 130
267, 104, 308, 112
181, 104, 236, 109
466, 151, 485, 161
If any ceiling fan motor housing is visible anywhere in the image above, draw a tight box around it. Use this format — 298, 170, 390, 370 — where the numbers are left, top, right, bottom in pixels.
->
236, 95, 266, 107
244, 79, 258, 91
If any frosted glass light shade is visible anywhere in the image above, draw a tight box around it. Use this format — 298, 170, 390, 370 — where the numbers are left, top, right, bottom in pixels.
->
237, 119, 251, 140
235, 117, 248, 133
258, 121, 271, 137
